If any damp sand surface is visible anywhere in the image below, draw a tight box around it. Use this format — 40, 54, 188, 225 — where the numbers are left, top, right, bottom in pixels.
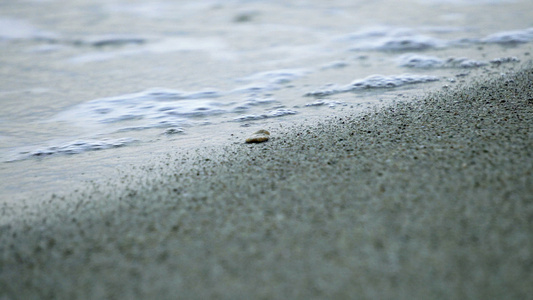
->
1, 65, 532, 299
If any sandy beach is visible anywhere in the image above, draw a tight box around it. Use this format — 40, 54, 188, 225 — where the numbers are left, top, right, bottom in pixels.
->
1, 64, 532, 299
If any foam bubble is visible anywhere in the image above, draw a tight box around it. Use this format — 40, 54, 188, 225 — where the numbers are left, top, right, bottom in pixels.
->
11, 138, 136, 161
304, 84, 348, 98
233, 109, 298, 122
305, 100, 346, 108
237, 69, 308, 85
397, 54, 488, 68
55, 88, 227, 130
305, 74, 439, 97
342, 27, 446, 51
397, 54, 445, 68
231, 69, 309, 94
349, 74, 440, 88
342, 26, 533, 52
446, 57, 488, 68
373, 36, 445, 51
490, 57, 520, 65
481, 28, 533, 45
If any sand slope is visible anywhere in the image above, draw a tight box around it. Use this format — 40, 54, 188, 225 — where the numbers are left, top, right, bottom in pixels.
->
1, 65, 532, 299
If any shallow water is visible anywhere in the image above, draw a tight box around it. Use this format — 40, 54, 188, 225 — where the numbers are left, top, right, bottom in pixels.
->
1, 0, 532, 200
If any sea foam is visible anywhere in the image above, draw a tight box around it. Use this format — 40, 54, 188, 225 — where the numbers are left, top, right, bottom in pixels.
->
305, 74, 439, 97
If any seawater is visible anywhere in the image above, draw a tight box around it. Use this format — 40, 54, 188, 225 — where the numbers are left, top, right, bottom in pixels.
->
1, 0, 532, 200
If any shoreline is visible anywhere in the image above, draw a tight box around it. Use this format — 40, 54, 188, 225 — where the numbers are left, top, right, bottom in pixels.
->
1, 64, 532, 299
0, 60, 525, 203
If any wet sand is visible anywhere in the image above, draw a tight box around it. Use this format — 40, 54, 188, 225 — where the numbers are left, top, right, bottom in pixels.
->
1, 64, 532, 299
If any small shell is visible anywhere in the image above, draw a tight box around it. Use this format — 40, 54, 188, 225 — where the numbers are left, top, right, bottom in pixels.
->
245, 129, 270, 143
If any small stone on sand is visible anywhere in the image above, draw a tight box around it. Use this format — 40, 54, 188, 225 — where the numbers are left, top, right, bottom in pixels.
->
245, 130, 270, 143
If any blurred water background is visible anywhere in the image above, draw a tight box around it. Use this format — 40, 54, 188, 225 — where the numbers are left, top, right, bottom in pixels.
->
1, 0, 532, 200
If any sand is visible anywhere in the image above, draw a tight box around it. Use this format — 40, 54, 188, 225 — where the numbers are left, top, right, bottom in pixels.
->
1, 64, 532, 299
